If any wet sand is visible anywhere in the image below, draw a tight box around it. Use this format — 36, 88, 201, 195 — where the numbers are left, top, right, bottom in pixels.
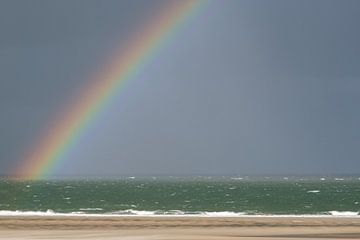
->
1, 216, 360, 239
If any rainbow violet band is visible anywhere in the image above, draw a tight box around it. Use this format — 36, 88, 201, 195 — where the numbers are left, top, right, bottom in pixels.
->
15, 0, 204, 180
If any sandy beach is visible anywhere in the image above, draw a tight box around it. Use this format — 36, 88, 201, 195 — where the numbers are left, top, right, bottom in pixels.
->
1, 216, 360, 239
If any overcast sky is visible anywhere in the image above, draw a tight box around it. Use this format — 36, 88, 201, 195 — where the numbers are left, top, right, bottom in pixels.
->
1, 0, 360, 177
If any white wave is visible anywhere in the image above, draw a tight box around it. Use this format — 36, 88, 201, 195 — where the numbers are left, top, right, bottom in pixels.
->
111, 209, 160, 216
0, 210, 103, 217
0, 209, 243, 217
203, 211, 246, 217
307, 190, 320, 193
328, 211, 359, 216
231, 177, 243, 180
0, 209, 57, 216
0, 209, 359, 218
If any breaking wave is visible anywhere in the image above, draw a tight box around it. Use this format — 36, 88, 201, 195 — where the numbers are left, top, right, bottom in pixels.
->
0, 209, 358, 217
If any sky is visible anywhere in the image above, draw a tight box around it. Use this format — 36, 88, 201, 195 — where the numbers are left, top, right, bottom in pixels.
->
0, 0, 360, 177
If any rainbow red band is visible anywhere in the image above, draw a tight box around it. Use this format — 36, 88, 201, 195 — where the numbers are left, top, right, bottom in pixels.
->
15, 0, 203, 179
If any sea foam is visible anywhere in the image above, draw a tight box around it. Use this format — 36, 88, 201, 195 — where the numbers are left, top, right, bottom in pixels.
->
0, 209, 359, 218
328, 211, 359, 216
307, 190, 320, 193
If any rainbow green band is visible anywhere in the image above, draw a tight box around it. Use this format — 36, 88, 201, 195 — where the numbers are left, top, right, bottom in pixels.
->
15, 0, 204, 179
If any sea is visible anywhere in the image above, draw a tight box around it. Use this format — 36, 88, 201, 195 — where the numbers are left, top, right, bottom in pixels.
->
1, 176, 360, 217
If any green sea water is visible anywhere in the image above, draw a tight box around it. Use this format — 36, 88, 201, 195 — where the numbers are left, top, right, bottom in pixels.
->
0, 176, 359, 216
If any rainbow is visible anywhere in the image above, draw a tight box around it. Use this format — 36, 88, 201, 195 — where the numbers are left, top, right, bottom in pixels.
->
15, 0, 204, 179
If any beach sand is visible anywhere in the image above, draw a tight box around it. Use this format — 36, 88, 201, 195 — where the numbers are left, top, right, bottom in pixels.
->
1, 216, 360, 239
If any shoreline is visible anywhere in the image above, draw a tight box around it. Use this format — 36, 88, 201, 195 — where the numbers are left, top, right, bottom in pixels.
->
1, 216, 360, 239
1, 209, 359, 218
